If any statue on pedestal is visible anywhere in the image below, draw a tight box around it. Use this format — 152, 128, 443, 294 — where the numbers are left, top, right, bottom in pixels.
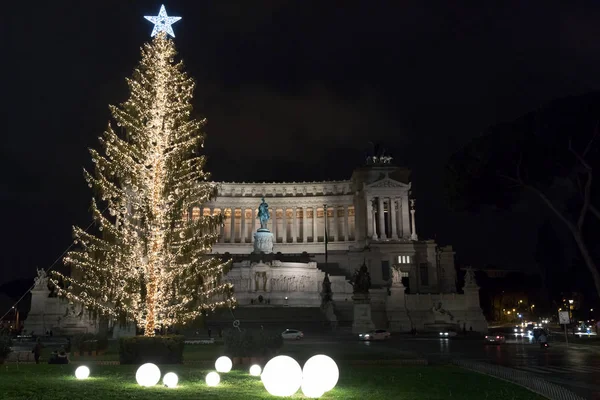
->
463, 267, 477, 288
350, 262, 371, 294
253, 198, 275, 254
257, 198, 270, 230
390, 266, 404, 287
33, 269, 49, 290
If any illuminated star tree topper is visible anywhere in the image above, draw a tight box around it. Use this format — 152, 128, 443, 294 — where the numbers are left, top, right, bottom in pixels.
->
144, 5, 181, 38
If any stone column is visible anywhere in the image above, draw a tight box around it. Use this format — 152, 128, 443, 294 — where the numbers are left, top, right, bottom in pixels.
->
344, 205, 349, 241
302, 206, 308, 243
312, 206, 318, 242
401, 195, 410, 239
396, 198, 403, 238
272, 207, 277, 242
251, 208, 256, 242
389, 198, 398, 239
377, 197, 387, 239
241, 208, 246, 243
292, 207, 298, 243
333, 205, 339, 241
230, 207, 236, 243
366, 196, 375, 240
282, 207, 288, 243
219, 209, 225, 243
410, 199, 418, 241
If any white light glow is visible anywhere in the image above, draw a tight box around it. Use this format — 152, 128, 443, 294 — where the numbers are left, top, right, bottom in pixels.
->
261, 355, 302, 397
215, 356, 232, 373
302, 354, 339, 393
249, 364, 262, 376
163, 372, 178, 388
144, 5, 182, 38
206, 371, 220, 386
75, 366, 90, 379
301, 379, 326, 398
136, 363, 161, 387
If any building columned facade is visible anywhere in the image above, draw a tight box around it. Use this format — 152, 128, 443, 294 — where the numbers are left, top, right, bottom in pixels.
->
194, 157, 486, 332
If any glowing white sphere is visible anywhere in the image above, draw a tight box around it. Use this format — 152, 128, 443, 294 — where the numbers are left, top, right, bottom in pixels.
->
215, 356, 233, 373
301, 379, 326, 398
136, 363, 161, 387
206, 371, 220, 387
261, 355, 303, 397
249, 364, 262, 376
302, 355, 339, 393
75, 366, 90, 380
163, 372, 178, 388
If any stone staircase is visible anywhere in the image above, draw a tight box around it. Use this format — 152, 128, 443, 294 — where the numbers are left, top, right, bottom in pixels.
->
318, 262, 351, 280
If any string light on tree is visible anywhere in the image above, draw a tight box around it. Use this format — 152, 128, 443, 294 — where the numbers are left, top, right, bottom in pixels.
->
50, 8, 235, 336
144, 5, 181, 38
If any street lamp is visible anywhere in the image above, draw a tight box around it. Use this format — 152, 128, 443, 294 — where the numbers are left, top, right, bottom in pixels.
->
323, 204, 328, 265
569, 299, 574, 304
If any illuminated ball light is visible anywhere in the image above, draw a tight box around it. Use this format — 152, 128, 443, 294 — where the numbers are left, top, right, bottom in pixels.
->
261, 355, 303, 397
163, 372, 178, 388
136, 363, 161, 387
249, 364, 262, 376
75, 366, 90, 380
206, 371, 220, 387
215, 356, 232, 373
302, 354, 339, 397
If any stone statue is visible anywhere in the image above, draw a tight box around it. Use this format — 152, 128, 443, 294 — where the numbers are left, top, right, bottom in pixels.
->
390, 266, 404, 286
321, 273, 333, 305
33, 269, 48, 289
350, 262, 371, 294
257, 198, 270, 230
464, 267, 476, 287
432, 301, 455, 321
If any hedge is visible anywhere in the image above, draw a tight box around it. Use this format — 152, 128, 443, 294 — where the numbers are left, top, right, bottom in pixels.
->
223, 329, 283, 358
119, 335, 185, 364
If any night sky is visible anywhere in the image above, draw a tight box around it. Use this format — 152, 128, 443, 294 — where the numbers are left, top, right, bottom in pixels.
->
3, 1, 600, 288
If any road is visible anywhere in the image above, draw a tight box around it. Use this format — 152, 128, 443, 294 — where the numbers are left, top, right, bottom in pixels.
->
286, 330, 600, 399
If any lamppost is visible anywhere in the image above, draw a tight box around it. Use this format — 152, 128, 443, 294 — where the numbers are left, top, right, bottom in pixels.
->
323, 204, 328, 265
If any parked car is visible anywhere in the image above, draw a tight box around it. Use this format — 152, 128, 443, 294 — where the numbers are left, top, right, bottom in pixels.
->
281, 329, 304, 340
484, 334, 506, 344
358, 329, 391, 341
439, 331, 457, 338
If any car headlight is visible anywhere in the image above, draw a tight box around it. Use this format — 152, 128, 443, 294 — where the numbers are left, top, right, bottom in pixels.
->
514, 328, 517, 332
439, 332, 443, 336
444, 332, 449, 336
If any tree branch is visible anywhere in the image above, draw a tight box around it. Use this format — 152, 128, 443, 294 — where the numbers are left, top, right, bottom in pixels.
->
497, 172, 577, 233
590, 205, 600, 221
568, 129, 596, 230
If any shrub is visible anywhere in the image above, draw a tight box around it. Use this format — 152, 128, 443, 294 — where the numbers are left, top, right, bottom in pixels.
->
0, 336, 12, 359
223, 329, 283, 358
119, 335, 184, 364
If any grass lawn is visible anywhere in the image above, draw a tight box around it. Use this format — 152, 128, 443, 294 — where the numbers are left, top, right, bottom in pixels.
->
0, 364, 545, 400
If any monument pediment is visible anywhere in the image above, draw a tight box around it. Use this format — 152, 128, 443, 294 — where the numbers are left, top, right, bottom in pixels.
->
366, 177, 409, 189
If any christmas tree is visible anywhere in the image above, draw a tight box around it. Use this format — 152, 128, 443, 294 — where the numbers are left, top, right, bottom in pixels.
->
51, 31, 234, 336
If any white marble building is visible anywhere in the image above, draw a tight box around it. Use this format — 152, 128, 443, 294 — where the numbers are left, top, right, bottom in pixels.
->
192, 157, 487, 332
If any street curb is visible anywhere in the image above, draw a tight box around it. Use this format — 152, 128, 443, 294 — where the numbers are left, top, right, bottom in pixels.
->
453, 360, 586, 400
